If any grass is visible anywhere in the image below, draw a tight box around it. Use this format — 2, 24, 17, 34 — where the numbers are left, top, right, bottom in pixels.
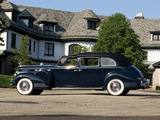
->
156, 86, 160, 90
0, 74, 14, 88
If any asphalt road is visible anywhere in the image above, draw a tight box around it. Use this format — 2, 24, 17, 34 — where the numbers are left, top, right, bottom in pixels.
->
0, 88, 160, 120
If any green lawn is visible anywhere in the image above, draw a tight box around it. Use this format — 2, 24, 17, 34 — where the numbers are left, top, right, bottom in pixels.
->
0, 74, 14, 88
156, 86, 160, 90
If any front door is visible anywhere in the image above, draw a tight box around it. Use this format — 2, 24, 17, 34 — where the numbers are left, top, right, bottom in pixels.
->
52, 57, 78, 87
52, 67, 78, 87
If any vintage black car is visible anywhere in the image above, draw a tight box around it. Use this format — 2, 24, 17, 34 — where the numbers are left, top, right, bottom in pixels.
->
11, 52, 149, 96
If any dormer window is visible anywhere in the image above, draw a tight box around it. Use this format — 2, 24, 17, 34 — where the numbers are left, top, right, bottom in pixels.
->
82, 9, 100, 30
12, 12, 18, 22
153, 34, 160, 41
44, 24, 56, 32
88, 20, 96, 30
29, 20, 33, 28
150, 32, 160, 41
18, 10, 36, 28
1, 1, 20, 22
38, 21, 57, 32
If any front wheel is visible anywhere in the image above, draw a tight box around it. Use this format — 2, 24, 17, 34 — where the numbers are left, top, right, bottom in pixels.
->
107, 79, 128, 96
32, 89, 43, 95
17, 78, 34, 95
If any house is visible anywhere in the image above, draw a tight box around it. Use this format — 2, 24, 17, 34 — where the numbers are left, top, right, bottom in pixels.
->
0, 1, 160, 75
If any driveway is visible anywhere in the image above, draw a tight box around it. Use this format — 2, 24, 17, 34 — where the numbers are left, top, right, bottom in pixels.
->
0, 88, 160, 118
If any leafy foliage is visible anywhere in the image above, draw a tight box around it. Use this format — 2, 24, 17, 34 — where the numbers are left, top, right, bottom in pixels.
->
12, 35, 35, 66
0, 74, 14, 88
72, 45, 88, 55
93, 13, 147, 76
0, 0, 6, 46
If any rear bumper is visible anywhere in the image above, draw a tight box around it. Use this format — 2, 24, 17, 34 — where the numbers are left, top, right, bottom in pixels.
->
140, 79, 150, 88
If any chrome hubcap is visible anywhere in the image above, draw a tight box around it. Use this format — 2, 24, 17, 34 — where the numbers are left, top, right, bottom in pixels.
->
21, 82, 29, 91
111, 82, 121, 92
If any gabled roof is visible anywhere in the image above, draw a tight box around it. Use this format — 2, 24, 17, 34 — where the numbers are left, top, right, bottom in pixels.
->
62, 9, 107, 38
18, 9, 36, 20
1, 1, 20, 12
37, 14, 57, 23
17, 5, 75, 33
83, 9, 100, 21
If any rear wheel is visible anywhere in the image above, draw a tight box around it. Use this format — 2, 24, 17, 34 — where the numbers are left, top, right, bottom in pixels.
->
107, 79, 128, 96
17, 78, 34, 95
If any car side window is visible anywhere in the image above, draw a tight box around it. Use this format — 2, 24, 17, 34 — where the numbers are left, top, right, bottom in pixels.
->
58, 57, 77, 66
101, 57, 116, 66
81, 58, 99, 66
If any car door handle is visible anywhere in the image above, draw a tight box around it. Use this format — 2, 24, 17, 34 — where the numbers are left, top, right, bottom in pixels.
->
74, 70, 78, 72
74, 69, 83, 72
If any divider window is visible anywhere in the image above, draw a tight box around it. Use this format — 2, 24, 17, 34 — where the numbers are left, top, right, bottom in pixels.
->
81, 58, 99, 66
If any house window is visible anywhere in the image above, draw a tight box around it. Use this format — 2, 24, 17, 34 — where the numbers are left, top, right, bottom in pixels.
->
44, 42, 54, 56
29, 20, 33, 28
43, 25, 56, 32
88, 20, 96, 30
152, 34, 160, 41
29, 39, 32, 52
11, 33, 16, 48
33, 41, 36, 52
12, 13, 17, 22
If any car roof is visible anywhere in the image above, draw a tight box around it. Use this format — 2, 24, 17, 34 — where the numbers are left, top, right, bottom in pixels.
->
62, 52, 132, 67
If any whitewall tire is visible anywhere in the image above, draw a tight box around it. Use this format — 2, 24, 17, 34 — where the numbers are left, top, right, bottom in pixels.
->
17, 78, 34, 95
107, 79, 126, 96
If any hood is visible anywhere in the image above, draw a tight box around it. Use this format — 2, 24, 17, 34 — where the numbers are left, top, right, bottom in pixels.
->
18, 65, 56, 70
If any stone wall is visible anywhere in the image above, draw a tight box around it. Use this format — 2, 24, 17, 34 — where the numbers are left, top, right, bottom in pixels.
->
152, 69, 160, 90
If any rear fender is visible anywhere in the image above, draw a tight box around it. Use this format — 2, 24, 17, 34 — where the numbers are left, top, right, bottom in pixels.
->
103, 72, 139, 90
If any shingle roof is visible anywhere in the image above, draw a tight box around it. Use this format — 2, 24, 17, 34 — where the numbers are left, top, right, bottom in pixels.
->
2, 1, 160, 46
130, 19, 160, 45
37, 14, 57, 23
17, 5, 75, 32
1, 1, 19, 12
0, 11, 11, 27
83, 9, 100, 20
63, 9, 107, 37
18, 9, 36, 20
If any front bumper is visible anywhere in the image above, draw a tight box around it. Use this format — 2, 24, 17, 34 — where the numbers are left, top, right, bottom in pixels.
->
10, 78, 14, 86
140, 79, 150, 88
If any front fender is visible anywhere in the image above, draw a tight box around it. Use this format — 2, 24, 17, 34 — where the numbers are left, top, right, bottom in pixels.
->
12, 70, 53, 89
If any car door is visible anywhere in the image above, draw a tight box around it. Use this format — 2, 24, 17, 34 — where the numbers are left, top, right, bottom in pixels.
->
77, 57, 102, 87
51, 57, 78, 87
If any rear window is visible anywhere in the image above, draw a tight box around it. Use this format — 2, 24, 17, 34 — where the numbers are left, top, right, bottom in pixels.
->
101, 57, 116, 66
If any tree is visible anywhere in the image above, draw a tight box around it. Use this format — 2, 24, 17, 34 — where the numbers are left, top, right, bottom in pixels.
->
69, 44, 89, 55
73, 45, 88, 55
0, 0, 6, 46
93, 13, 147, 75
12, 35, 35, 66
